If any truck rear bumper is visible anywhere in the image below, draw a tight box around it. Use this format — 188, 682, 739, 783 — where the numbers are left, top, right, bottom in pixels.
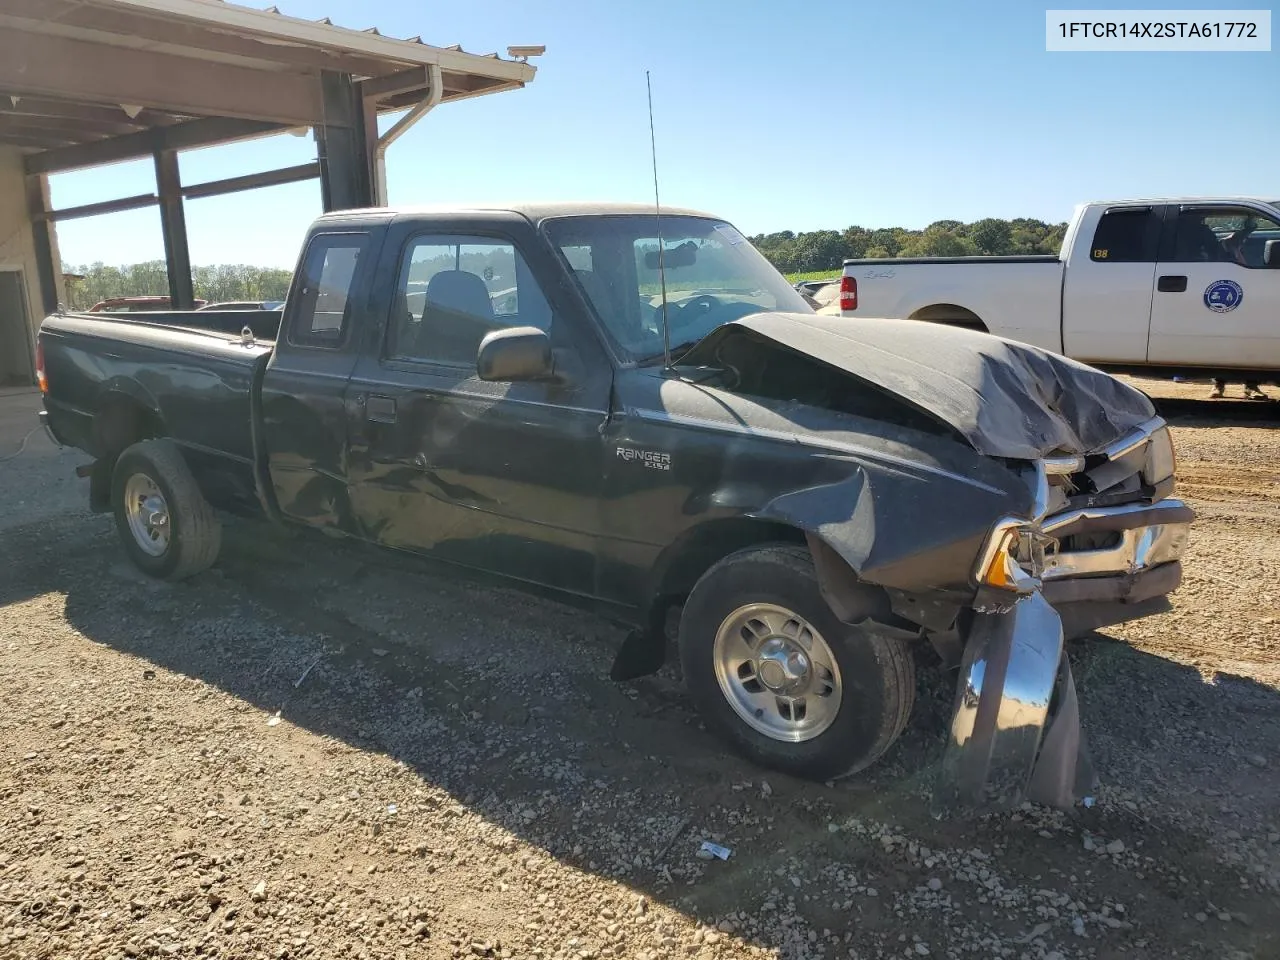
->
40, 397, 93, 452
37, 408, 63, 447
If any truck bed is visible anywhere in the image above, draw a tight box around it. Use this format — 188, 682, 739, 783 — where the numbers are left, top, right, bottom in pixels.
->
843, 258, 1066, 354
77, 307, 283, 342
39, 310, 276, 512
843, 255, 1059, 266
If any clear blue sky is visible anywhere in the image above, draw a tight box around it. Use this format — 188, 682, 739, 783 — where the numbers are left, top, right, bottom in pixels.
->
51, 0, 1278, 269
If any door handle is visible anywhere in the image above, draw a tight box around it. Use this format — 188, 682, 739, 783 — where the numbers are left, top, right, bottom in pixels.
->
365, 395, 397, 423
1157, 275, 1188, 293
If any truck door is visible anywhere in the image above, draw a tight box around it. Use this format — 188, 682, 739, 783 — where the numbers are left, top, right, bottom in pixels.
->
260, 230, 375, 533
1061, 206, 1162, 363
1147, 204, 1280, 368
343, 218, 613, 598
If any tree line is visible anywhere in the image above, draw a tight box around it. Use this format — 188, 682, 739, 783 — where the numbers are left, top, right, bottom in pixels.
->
62, 261, 293, 310
749, 217, 1069, 274
61, 215, 1070, 307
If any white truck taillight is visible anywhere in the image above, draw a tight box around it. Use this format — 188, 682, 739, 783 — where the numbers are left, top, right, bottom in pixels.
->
839, 275, 857, 311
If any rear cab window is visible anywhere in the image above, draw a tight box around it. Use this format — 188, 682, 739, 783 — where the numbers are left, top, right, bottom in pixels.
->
288, 233, 370, 347
1089, 208, 1160, 262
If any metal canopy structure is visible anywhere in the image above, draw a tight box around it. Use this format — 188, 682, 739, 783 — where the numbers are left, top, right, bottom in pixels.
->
0, 0, 539, 312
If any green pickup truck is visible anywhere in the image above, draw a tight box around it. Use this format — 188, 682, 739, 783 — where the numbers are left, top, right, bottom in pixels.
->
37, 203, 1193, 810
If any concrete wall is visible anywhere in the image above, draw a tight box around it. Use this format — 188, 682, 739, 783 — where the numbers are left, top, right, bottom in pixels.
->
0, 147, 64, 383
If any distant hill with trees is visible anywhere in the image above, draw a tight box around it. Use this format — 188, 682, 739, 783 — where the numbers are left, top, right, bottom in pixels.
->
750, 217, 1069, 274
62, 261, 292, 310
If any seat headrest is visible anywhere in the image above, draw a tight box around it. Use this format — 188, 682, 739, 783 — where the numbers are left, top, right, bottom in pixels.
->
425, 270, 494, 319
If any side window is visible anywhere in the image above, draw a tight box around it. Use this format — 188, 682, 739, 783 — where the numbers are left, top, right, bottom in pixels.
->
1090, 209, 1158, 262
386, 235, 553, 366
560, 245, 594, 272
290, 233, 368, 347
1170, 207, 1280, 267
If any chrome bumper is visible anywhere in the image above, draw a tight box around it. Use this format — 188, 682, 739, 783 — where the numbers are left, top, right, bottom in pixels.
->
937, 498, 1193, 813
937, 591, 1093, 812
1042, 499, 1193, 580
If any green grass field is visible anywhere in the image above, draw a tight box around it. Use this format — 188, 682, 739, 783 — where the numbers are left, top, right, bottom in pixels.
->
785, 270, 841, 283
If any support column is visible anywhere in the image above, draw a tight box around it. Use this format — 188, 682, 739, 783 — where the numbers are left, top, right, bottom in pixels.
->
154, 149, 194, 309
314, 70, 375, 212
24, 173, 61, 315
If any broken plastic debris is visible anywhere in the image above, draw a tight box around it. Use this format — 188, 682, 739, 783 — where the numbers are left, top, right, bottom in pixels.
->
698, 841, 731, 861
1082, 796, 1096, 808
1018, 922, 1051, 944
387, 804, 398, 814
266, 711, 281, 727
293, 653, 324, 688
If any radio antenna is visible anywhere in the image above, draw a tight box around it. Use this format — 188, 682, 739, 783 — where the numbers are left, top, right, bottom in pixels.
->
646, 70, 672, 370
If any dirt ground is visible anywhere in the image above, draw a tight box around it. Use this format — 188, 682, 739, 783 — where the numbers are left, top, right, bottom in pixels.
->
1, 377, 1277, 960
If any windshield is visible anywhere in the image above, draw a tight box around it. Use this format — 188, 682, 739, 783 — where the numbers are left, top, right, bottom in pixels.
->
544, 215, 811, 362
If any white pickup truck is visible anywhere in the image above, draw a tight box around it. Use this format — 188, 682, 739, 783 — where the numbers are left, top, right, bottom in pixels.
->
838, 197, 1280, 382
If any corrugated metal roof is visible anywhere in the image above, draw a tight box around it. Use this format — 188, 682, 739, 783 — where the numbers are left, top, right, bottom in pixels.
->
194, 0, 517, 70
0, 0, 540, 156
91, 0, 538, 82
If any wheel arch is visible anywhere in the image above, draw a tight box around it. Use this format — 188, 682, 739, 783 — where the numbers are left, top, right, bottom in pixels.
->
92, 379, 165, 460
907, 302, 988, 332
642, 516, 899, 634
88, 382, 166, 512
646, 517, 806, 620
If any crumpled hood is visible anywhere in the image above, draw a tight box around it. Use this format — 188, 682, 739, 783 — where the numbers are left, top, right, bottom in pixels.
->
680, 313, 1157, 459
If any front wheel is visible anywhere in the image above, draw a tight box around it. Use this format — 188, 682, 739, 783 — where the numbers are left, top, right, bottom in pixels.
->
111, 439, 221, 580
678, 544, 915, 781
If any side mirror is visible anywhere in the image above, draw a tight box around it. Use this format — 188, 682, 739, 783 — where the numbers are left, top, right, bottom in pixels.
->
1265, 239, 1280, 268
477, 326, 554, 382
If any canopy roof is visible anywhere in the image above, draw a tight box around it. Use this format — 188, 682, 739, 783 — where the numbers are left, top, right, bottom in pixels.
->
0, 0, 538, 173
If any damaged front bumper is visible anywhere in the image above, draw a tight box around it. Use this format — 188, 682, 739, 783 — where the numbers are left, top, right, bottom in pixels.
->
937, 494, 1194, 813
937, 590, 1093, 811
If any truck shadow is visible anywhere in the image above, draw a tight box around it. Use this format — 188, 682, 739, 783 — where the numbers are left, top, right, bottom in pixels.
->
3, 512, 1278, 954
1152, 396, 1280, 425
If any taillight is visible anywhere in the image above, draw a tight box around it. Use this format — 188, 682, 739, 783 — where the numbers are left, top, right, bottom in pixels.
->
35, 339, 48, 394
839, 275, 857, 311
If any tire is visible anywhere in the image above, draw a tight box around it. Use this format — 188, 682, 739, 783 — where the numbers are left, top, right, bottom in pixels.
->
111, 439, 221, 580
678, 544, 914, 781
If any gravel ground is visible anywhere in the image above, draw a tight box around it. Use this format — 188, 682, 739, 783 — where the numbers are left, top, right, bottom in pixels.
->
1, 379, 1278, 960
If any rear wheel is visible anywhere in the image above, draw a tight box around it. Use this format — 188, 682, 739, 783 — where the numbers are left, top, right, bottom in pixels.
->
679, 544, 915, 781
111, 439, 221, 580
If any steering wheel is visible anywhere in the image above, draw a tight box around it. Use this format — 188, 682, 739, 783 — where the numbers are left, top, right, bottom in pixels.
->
672, 294, 721, 326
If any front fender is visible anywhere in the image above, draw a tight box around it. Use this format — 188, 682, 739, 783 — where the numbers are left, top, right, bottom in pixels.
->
750, 457, 1011, 603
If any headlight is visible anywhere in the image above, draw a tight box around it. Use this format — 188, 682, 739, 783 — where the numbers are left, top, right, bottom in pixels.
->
975, 520, 1055, 594
1144, 425, 1176, 484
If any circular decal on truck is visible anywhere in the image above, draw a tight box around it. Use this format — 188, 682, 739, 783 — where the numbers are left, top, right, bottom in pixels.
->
1204, 279, 1243, 313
